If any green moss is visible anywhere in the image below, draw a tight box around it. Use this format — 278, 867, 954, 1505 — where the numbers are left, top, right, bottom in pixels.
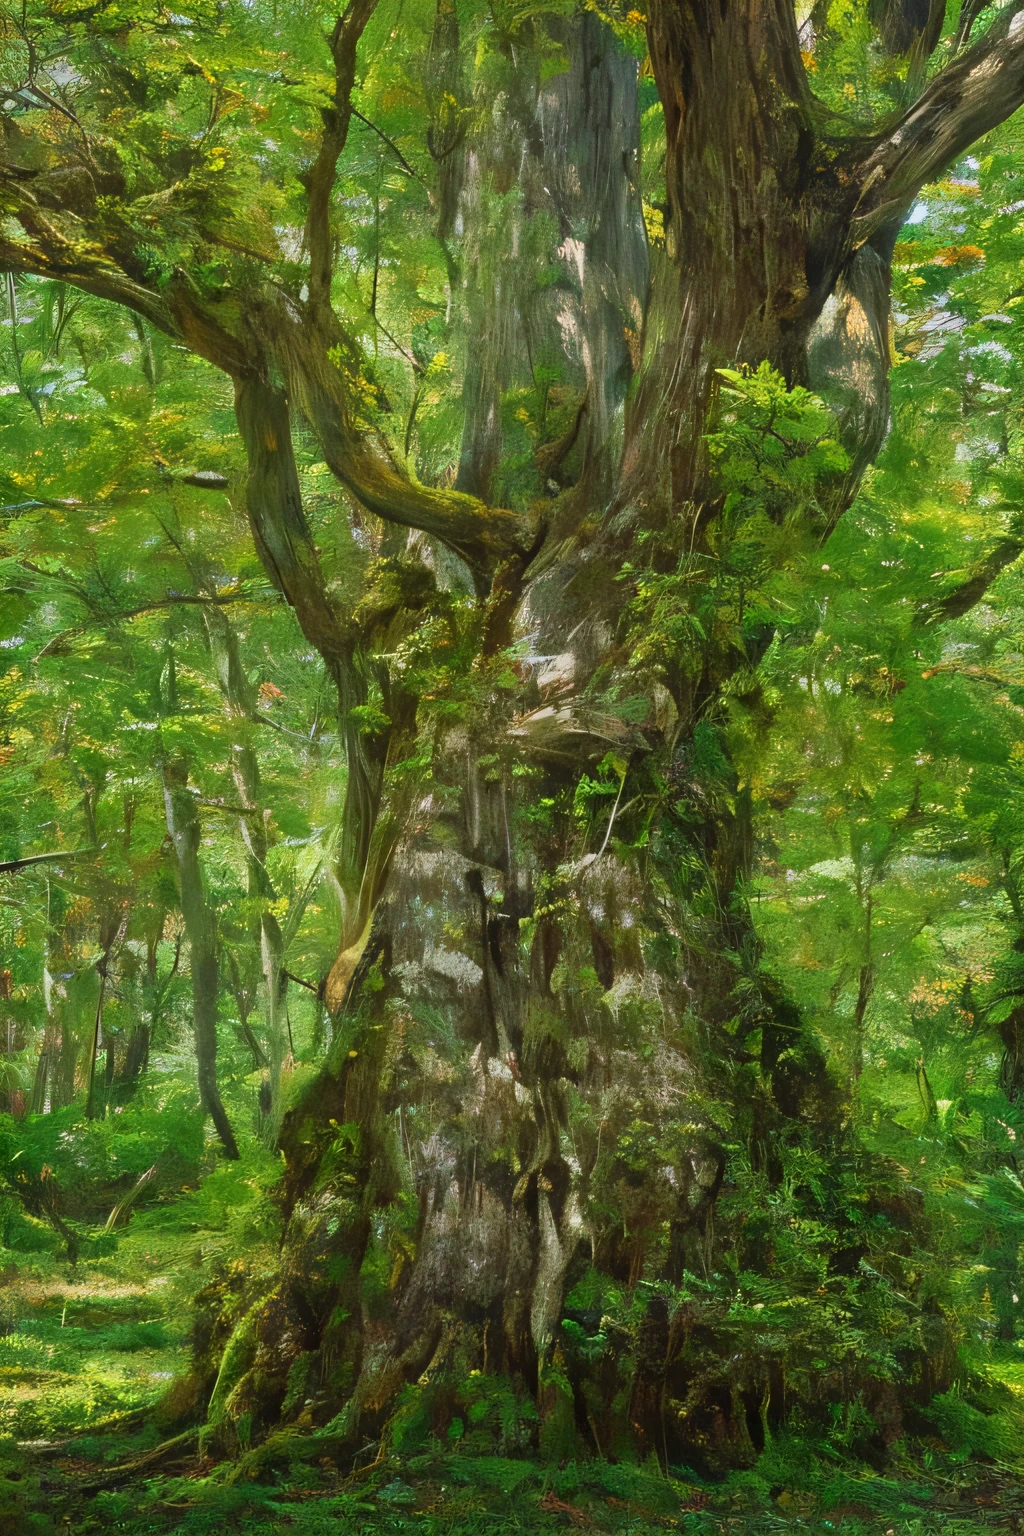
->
200, 1301, 263, 1455
538, 1363, 581, 1463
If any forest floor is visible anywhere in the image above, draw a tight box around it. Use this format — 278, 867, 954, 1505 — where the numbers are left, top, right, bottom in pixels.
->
4, 1196, 1024, 1536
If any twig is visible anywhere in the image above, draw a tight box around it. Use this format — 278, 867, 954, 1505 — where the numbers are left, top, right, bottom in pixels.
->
283, 969, 322, 996
0, 849, 96, 875
597, 778, 631, 860
350, 107, 424, 183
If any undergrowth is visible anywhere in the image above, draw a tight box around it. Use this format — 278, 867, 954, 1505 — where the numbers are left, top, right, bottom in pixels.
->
3, 1126, 1024, 1534
5, 1420, 1024, 1535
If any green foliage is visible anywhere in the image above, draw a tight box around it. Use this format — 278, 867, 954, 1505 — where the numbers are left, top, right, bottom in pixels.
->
621, 364, 849, 687
709, 364, 851, 518
0, 1434, 51, 1535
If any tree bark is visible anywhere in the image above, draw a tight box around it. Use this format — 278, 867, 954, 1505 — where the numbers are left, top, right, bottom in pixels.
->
450, 10, 647, 504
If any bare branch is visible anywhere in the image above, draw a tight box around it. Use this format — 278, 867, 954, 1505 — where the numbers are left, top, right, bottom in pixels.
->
249, 709, 326, 746
350, 107, 424, 183
283, 968, 323, 996
1, 498, 79, 515
920, 663, 1022, 685
0, 849, 96, 875
927, 660, 1019, 685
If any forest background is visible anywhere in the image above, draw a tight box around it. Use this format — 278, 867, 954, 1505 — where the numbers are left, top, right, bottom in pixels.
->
6, 0, 1024, 1532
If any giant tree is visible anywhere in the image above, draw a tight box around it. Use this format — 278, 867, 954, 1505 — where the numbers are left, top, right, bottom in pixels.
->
4, 0, 1024, 1465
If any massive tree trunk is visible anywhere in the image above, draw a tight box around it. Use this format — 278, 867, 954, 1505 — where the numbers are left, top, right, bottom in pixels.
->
196, 11, 858, 1467
220, 9, 1024, 1466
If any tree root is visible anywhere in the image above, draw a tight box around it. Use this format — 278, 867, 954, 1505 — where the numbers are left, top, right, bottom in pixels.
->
18, 1408, 150, 1453
63, 1428, 198, 1493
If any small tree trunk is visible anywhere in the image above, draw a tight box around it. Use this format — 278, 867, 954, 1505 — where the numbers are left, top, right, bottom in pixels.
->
203, 603, 291, 1134
28, 1036, 51, 1115
84, 968, 106, 1120
119, 1022, 150, 1092
41, 927, 79, 1113
260, 916, 287, 1143
160, 751, 239, 1160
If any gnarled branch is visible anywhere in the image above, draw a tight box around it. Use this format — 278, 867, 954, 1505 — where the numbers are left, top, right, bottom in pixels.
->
852, 5, 1024, 245
264, 305, 538, 582
233, 375, 350, 666
0, 192, 180, 338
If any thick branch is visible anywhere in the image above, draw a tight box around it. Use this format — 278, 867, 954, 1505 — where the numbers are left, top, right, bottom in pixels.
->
1, 217, 534, 584
852, 5, 1024, 244
233, 375, 350, 667
0, 849, 94, 875
2, 79, 531, 587
265, 308, 538, 581
0, 194, 252, 373
870, 0, 946, 61
0, 203, 179, 338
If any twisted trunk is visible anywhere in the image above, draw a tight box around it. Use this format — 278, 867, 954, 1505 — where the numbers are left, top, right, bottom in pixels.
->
198, 12, 863, 1467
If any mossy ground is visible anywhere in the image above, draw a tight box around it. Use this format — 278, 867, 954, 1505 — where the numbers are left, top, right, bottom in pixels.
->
3, 1235, 1024, 1536
4, 1164, 1024, 1536
6, 1418, 1024, 1535
0, 1270, 180, 1442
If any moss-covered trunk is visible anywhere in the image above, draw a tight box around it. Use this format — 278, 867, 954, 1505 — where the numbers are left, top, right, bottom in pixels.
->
185, 13, 893, 1469
135, 0, 1005, 1474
